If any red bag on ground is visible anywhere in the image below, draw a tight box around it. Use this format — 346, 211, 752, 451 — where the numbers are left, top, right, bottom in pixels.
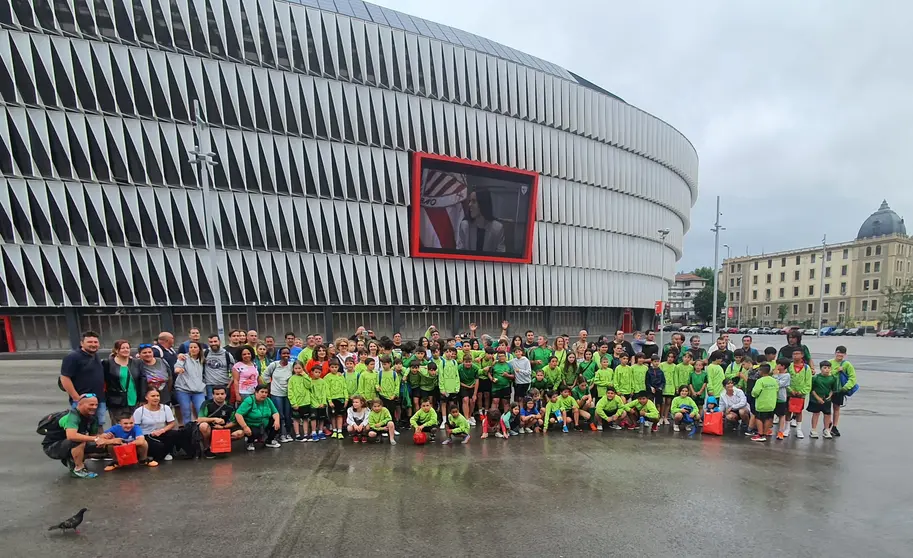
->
702, 411, 723, 436
788, 397, 805, 414
211, 429, 232, 454
413, 431, 427, 445
114, 442, 138, 466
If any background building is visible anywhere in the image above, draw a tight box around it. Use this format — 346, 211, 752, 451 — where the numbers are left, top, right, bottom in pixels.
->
0, 0, 697, 352
669, 273, 706, 322
721, 201, 912, 328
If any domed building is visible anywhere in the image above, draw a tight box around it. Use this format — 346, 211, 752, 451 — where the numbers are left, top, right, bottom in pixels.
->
857, 200, 907, 240
720, 200, 912, 330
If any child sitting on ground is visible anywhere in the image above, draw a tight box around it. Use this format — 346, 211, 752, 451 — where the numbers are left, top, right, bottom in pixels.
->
543, 390, 568, 433
617, 391, 661, 431
104, 413, 155, 470
519, 397, 543, 433
367, 398, 397, 445
346, 395, 370, 443
595, 387, 625, 430
670, 385, 699, 432
410, 397, 439, 441
441, 406, 471, 445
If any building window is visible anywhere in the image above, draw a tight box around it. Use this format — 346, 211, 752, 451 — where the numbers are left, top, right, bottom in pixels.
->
730, 264, 735, 273
794, 270, 800, 281
752, 307, 758, 317
841, 265, 847, 276
752, 290, 758, 300
793, 287, 799, 297
875, 245, 882, 255
764, 305, 771, 316
874, 261, 880, 272
872, 299, 878, 311
864, 262, 871, 273
808, 285, 814, 296
779, 288, 785, 298
766, 273, 772, 284
730, 278, 735, 287
780, 272, 785, 282
840, 282, 847, 294
863, 280, 870, 291
838, 301, 845, 313
826, 250, 832, 261
824, 284, 830, 294
767, 259, 772, 268
843, 248, 849, 259
737, 263, 741, 272
752, 276, 758, 285
897, 278, 903, 287
866, 246, 872, 257
811, 254, 817, 264
810, 269, 815, 280
873, 279, 879, 290
807, 303, 814, 314
795, 256, 801, 265
765, 288, 771, 300
823, 302, 829, 313
792, 304, 799, 315
825, 267, 831, 278
862, 300, 868, 312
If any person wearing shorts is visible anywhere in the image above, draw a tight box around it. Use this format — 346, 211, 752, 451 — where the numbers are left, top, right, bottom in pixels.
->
807, 361, 840, 439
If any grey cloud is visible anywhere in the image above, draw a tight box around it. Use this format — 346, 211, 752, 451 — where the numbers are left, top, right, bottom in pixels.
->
375, 0, 913, 270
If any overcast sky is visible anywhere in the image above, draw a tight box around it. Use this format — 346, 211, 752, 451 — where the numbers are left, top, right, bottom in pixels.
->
374, 0, 913, 272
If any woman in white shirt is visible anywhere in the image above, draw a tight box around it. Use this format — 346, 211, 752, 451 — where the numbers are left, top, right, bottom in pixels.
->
132, 388, 178, 461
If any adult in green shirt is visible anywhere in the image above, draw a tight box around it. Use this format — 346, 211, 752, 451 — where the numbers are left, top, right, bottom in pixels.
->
528, 336, 552, 373
42, 395, 118, 478
103, 341, 145, 424
234, 385, 281, 451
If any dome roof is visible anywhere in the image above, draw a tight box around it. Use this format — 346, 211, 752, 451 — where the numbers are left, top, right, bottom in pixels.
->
857, 200, 906, 240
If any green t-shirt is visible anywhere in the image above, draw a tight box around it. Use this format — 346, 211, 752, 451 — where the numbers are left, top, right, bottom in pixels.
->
571, 385, 589, 400
689, 370, 708, 396
458, 364, 480, 386
236, 396, 278, 428
751, 375, 778, 412
578, 360, 597, 383
119, 365, 138, 407
61, 409, 99, 434
528, 347, 552, 372
491, 362, 513, 390
811, 373, 840, 401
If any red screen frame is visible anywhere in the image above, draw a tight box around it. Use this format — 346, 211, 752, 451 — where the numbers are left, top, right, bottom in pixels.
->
410, 152, 540, 264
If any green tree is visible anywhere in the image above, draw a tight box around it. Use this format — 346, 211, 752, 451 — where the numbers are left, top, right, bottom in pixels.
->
880, 280, 913, 328
777, 304, 789, 323
692, 267, 715, 287
693, 285, 727, 323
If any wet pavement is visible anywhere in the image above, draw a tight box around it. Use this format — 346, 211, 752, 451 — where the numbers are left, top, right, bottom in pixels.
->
1, 356, 912, 557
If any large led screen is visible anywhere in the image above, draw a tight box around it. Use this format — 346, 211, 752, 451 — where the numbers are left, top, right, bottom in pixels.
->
410, 153, 539, 264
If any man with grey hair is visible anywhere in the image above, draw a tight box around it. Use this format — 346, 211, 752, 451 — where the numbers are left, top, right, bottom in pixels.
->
572, 330, 589, 353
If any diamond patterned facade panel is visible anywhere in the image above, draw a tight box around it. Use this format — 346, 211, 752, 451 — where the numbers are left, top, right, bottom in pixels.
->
0, 0, 696, 313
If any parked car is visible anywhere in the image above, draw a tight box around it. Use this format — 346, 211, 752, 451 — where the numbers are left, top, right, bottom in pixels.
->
702, 327, 714, 333
892, 328, 909, 338
819, 327, 835, 336
747, 327, 759, 334
803, 329, 818, 336
845, 327, 863, 336
829, 328, 845, 336
726, 327, 739, 334
876, 329, 892, 337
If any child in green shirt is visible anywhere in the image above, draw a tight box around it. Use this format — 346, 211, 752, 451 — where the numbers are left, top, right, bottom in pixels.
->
324, 360, 349, 439
367, 398, 396, 445
595, 387, 625, 430
410, 397, 439, 441
593, 356, 615, 399
674, 352, 695, 397
750, 363, 778, 442
408, 360, 425, 421
543, 356, 563, 392
630, 353, 649, 395
659, 350, 679, 424
706, 351, 726, 399
614, 354, 634, 399
458, 354, 480, 426
377, 357, 402, 431
441, 405, 471, 445
288, 362, 311, 441
829, 345, 856, 437
618, 391, 661, 431
343, 356, 360, 399
308, 367, 328, 442
787, 349, 812, 439
490, 352, 515, 414
357, 357, 380, 403
558, 385, 586, 431
809, 360, 840, 439
689, 359, 708, 406
530, 370, 550, 393
670, 385, 699, 432
543, 390, 569, 433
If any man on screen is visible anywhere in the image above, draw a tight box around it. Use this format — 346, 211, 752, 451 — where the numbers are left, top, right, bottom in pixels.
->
457, 190, 506, 253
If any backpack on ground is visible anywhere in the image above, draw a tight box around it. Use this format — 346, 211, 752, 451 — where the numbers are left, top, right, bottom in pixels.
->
37, 410, 70, 436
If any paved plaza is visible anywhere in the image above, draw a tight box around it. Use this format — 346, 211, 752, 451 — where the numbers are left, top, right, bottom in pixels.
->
1, 335, 911, 557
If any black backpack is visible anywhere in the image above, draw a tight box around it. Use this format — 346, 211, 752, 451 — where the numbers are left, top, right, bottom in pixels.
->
37, 410, 70, 436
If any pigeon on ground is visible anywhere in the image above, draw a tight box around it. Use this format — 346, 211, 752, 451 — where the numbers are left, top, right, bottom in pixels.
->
48, 508, 87, 534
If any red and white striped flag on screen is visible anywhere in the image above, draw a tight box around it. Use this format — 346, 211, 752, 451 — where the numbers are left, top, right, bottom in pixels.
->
419, 169, 468, 250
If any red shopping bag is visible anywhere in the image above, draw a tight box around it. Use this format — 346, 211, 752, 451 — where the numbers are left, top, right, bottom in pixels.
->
210, 428, 233, 454
702, 411, 724, 436
788, 397, 805, 414
113, 442, 138, 466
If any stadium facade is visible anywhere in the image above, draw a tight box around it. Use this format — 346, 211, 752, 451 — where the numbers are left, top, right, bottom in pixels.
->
0, 0, 697, 351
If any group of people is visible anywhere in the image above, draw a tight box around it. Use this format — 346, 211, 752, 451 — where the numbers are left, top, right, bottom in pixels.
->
42, 324, 858, 479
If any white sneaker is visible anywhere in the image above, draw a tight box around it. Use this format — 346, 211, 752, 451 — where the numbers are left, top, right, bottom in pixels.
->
381, 432, 388, 437
440, 421, 447, 429
246, 444, 255, 451
823, 429, 833, 439
810, 430, 819, 439
495, 432, 504, 438
796, 429, 805, 439
389, 438, 397, 446
265, 440, 281, 448
164, 454, 173, 461
673, 424, 680, 432
773, 416, 780, 424
394, 430, 400, 436
790, 418, 797, 427
685, 425, 692, 431
468, 417, 477, 426
596, 425, 603, 431
782, 428, 790, 437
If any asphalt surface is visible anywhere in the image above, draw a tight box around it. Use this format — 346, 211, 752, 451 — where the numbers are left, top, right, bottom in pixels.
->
2, 340, 912, 557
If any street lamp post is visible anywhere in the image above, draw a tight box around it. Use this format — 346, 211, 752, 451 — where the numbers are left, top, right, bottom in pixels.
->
188, 100, 224, 342
710, 196, 725, 334
658, 228, 670, 349
817, 235, 826, 336
723, 243, 731, 330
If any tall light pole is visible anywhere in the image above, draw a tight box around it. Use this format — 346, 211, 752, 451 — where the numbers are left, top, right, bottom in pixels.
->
817, 235, 826, 336
723, 243, 731, 330
188, 100, 224, 342
710, 196, 724, 334
658, 228, 670, 349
